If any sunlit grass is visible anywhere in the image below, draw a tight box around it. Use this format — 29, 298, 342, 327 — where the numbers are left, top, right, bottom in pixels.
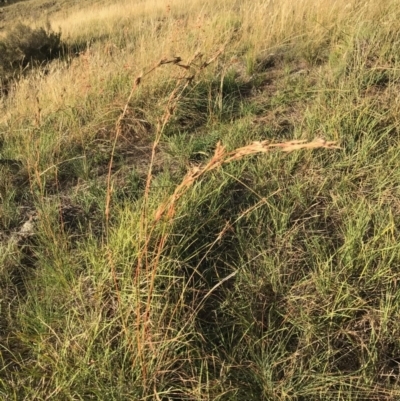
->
1, 0, 400, 399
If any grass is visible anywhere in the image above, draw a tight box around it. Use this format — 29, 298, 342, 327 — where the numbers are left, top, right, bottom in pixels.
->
1, 0, 400, 399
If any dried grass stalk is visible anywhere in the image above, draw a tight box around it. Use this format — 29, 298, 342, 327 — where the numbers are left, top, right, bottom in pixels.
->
155, 138, 340, 221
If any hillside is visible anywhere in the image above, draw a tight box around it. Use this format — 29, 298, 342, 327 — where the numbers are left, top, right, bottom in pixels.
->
1, 0, 400, 400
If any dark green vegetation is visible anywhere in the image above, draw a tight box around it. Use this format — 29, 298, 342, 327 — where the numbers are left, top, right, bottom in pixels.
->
0, 22, 63, 83
1, 0, 400, 400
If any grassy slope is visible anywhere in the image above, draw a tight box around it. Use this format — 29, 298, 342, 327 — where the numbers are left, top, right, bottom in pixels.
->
1, 0, 400, 399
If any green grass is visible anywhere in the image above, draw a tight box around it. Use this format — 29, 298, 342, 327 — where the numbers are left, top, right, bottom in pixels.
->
2, 0, 400, 400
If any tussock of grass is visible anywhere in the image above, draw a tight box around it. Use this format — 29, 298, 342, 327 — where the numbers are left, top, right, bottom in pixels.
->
1, 0, 400, 400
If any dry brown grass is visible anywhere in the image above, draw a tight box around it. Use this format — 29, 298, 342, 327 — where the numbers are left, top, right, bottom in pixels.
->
3, 0, 395, 131
155, 138, 340, 222
101, 47, 230, 385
